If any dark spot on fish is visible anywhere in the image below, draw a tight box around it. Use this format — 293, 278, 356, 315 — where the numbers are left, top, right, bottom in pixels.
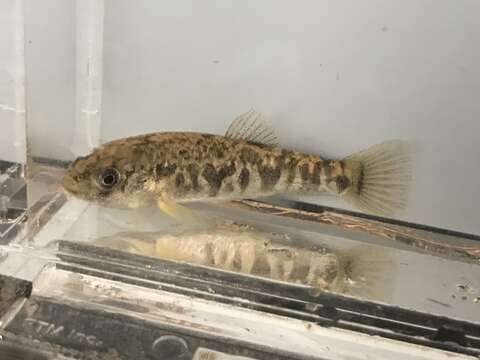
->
323, 263, 339, 283
238, 168, 250, 192
289, 261, 310, 282
141, 147, 155, 163
280, 149, 290, 159
204, 243, 215, 265
174, 172, 190, 196
214, 148, 224, 158
186, 164, 200, 191
312, 161, 321, 185
286, 157, 299, 185
202, 162, 236, 196
124, 167, 136, 179
299, 163, 310, 182
208, 142, 227, 159
132, 146, 145, 157
273, 150, 288, 170
175, 172, 185, 188
231, 248, 244, 272
267, 247, 294, 258
240, 147, 260, 164
258, 162, 281, 191
96, 190, 112, 200
124, 173, 149, 193
322, 161, 332, 179
178, 149, 190, 160
335, 175, 350, 192
218, 161, 236, 179
249, 253, 270, 274
202, 164, 217, 191
155, 162, 177, 179
357, 167, 365, 194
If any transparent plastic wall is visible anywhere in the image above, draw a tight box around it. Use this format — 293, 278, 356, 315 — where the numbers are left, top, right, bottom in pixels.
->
0, 0, 26, 244
24, 0, 480, 235
0, 0, 25, 165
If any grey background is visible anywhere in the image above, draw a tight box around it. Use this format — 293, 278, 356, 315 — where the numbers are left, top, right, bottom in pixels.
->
1, 0, 479, 234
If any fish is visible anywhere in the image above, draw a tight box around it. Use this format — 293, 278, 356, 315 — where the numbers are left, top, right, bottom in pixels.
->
62, 110, 411, 219
93, 223, 395, 301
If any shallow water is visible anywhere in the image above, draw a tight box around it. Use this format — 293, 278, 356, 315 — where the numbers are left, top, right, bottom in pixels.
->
16, 164, 479, 324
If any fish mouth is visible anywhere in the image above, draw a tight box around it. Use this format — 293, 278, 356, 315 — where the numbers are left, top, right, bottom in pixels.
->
60, 173, 94, 201
61, 173, 79, 195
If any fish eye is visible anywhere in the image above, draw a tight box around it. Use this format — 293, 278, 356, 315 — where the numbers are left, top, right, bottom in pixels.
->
99, 168, 120, 189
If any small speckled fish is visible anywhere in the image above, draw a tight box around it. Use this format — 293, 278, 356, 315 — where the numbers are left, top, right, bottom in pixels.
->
93, 223, 395, 301
62, 110, 411, 218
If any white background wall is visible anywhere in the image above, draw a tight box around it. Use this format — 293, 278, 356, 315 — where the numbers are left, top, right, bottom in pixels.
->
24, 0, 76, 161
14, 0, 480, 234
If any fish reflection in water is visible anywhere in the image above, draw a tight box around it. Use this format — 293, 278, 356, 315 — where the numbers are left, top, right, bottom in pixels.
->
94, 223, 395, 302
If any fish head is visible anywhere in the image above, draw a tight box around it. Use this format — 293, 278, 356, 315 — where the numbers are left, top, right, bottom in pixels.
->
62, 140, 156, 208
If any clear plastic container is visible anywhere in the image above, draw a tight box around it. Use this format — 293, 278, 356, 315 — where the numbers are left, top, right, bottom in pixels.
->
1, 1, 479, 359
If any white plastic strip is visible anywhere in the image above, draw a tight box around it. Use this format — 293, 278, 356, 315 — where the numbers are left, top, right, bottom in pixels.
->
70, 0, 105, 156
13, 0, 26, 164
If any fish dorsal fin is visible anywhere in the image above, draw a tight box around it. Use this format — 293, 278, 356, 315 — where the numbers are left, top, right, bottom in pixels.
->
225, 109, 278, 147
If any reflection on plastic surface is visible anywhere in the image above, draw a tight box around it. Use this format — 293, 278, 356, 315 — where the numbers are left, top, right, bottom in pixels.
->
0, 162, 26, 244
94, 222, 395, 302
193, 348, 258, 360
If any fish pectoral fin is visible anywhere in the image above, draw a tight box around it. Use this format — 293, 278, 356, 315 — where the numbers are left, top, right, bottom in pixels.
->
157, 197, 205, 224
225, 109, 278, 147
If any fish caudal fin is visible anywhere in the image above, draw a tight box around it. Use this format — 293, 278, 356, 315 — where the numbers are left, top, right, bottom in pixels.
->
333, 245, 396, 302
343, 140, 412, 217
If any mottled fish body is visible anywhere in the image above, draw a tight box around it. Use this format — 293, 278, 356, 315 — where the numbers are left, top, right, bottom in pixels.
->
62, 110, 411, 216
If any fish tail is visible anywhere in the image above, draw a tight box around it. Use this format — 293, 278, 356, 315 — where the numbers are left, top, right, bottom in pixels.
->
333, 245, 396, 302
342, 140, 412, 217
